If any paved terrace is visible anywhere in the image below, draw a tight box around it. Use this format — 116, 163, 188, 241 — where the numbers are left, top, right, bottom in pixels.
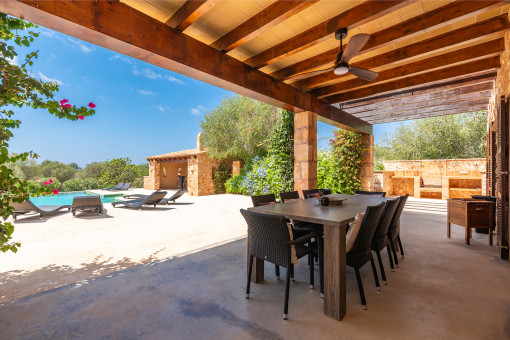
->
1, 194, 509, 339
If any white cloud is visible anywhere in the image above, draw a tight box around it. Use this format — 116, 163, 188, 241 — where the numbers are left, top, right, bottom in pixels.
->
190, 105, 206, 115
154, 105, 171, 112
133, 66, 161, 79
39, 29, 56, 38
37, 72, 63, 85
110, 54, 133, 64
138, 89, 155, 96
67, 38, 95, 53
7, 55, 19, 66
165, 74, 184, 85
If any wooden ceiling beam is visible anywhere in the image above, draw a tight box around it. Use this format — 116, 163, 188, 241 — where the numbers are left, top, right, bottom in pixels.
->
244, 0, 413, 68
0, 0, 371, 134
324, 57, 500, 103
344, 82, 494, 114
310, 39, 504, 98
271, 1, 503, 80
367, 105, 488, 124
339, 72, 497, 109
352, 91, 492, 118
165, 0, 220, 31
211, 0, 318, 52
296, 14, 509, 90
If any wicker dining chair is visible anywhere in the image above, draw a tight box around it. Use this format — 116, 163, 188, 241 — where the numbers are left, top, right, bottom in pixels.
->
387, 194, 409, 270
347, 202, 385, 310
319, 188, 332, 195
241, 209, 317, 320
302, 189, 320, 199
355, 190, 387, 197
280, 190, 324, 295
371, 197, 400, 284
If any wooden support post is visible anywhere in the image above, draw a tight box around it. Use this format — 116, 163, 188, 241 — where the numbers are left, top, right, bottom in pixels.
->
294, 111, 317, 197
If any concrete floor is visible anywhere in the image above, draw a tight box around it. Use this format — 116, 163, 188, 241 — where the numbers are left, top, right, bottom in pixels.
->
1, 197, 510, 339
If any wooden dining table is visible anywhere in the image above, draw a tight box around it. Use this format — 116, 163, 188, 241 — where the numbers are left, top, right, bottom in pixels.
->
247, 194, 387, 321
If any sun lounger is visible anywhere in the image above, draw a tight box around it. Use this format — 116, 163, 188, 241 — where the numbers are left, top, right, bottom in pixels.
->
11, 200, 71, 221
120, 182, 131, 190
72, 196, 103, 217
112, 191, 168, 210
103, 182, 124, 191
123, 189, 186, 204
123, 189, 162, 200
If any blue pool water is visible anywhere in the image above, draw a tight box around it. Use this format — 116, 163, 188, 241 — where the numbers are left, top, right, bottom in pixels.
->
30, 191, 119, 206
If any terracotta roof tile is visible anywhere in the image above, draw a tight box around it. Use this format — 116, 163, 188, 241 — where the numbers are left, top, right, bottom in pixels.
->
146, 149, 207, 160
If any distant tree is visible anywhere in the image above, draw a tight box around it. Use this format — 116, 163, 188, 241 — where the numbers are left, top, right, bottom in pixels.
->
38, 160, 76, 182
6, 154, 39, 180
100, 158, 143, 186
200, 95, 281, 160
80, 162, 104, 179
376, 112, 487, 162
69, 162, 80, 170
136, 163, 149, 177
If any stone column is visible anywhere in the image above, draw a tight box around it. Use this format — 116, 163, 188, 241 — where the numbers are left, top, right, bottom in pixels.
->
360, 134, 374, 191
294, 111, 317, 197
144, 160, 160, 190
232, 160, 243, 176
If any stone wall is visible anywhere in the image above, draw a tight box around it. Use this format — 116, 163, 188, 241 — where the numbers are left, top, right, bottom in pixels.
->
144, 160, 160, 190
232, 160, 243, 176
384, 159, 486, 177
187, 153, 221, 196
361, 134, 374, 191
374, 170, 383, 191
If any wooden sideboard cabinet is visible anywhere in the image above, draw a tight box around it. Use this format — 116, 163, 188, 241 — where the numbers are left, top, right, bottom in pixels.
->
447, 198, 494, 245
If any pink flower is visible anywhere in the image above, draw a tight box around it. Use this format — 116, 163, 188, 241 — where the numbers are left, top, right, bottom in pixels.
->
49, 179, 54, 184
43, 181, 49, 186
78, 115, 84, 120
60, 99, 68, 104
88, 102, 96, 108
46, 192, 50, 195
63, 103, 72, 108
53, 189, 59, 195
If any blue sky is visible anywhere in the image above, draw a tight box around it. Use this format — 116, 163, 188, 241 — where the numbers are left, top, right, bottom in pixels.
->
10, 25, 397, 167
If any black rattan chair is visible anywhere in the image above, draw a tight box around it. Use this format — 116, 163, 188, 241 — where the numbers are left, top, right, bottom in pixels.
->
371, 197, 400, 284
302, 189, 320, 199
251, 193, 277, 207
279, 191, 300, 203
387, 194, 409, 269
241, 209, 316, 320
319, 188, 332, 195
355, 190, 386, 197
347, 202, 385, 310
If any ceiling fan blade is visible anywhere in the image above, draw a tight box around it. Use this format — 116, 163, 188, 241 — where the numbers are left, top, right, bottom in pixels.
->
340, 33, 369, 63
290, 67, 334, 80
349, 66, 378, 81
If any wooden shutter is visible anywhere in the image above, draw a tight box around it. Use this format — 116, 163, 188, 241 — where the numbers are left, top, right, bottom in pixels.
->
496, 96, 509, 260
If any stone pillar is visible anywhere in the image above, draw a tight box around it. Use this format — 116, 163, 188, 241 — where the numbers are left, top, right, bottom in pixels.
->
144, 160, 160, 190
232, 160, 243, 176
360, 134, 374, 191
294, 111, 317, 197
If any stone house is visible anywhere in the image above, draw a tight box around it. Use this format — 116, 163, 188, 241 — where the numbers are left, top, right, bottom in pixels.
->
144, 133, 221, 196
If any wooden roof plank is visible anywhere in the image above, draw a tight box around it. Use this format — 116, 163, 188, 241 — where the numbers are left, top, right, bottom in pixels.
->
1, 0, 371, 134
165, 0, 220, 31
325, 56, 501, 103
294, 13, 510, 90
310, 38, 505, 97
352, 90, 492, 118
244, 0, 413, 68
367, 105, 488, 124
271, 0, 503, 80
211, 0, 319, 52
344, 82, 494, 114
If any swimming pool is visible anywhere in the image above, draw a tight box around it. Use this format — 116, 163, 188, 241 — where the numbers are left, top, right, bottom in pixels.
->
30, 191, 120, 206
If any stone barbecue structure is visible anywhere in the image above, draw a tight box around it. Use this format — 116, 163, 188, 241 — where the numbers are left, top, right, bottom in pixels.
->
144, 134, 220, 196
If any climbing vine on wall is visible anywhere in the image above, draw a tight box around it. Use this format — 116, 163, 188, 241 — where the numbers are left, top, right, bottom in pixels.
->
318, 129, 363, 194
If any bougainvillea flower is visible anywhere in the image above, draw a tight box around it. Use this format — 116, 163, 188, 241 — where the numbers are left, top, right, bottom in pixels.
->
78, 115, 84, 120
43, 181, 49, 185
49, 179, 54, 184
53, 189, 59, 195
63, 103, 72, 108
60, 99, 69, 104
88, 102, 96, 108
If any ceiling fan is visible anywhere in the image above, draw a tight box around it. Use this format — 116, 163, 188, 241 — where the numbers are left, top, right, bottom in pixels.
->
291, 28, 378, 82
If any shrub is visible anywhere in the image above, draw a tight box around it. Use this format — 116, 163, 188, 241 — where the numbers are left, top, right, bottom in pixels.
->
213, 163, 232, 194
317, 129, 363, 194
100, 158, 143, 187
80, 162, 104, 179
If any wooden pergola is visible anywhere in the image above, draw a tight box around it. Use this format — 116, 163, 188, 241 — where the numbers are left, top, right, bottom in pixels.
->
2, 0, 510, 319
